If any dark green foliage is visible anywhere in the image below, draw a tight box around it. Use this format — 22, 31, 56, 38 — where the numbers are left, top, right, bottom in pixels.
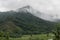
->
5, 32, 9, 40
0, 31, 4, 37
53, 23, 60, 40
0, 9, 55, 37
0, 31, 4, 40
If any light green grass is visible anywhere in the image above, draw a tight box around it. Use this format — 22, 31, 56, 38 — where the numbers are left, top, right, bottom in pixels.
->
0, 34, 54, 40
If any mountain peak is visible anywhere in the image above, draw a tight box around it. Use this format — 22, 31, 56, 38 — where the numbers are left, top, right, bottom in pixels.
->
22, 5, 31, 9
15, 5, 33, 13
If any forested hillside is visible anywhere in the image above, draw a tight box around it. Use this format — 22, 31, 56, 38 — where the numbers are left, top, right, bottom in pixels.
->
0, 6, 55, 37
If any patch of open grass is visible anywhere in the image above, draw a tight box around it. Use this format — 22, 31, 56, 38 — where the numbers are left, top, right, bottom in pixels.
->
0, 34, 54, 40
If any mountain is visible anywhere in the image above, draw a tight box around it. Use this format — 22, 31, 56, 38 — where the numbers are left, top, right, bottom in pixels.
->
0, 6, 55, 37
17, 6, 57, 22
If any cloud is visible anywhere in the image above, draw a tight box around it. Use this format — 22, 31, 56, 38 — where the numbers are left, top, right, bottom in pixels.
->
0, 0, 60, 15
0, 0, 60, 21
28, 0, 60, 14
0, 0, 28, 11
28, 0, 60, 19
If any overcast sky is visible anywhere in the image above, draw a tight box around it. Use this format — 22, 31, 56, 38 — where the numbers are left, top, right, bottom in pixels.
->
0, 0, 60, 21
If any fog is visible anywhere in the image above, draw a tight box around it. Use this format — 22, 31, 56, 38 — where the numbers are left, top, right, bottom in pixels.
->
0, 0, 60, 21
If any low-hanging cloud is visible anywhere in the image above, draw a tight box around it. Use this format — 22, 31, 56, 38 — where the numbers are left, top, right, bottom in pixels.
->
0, 0, 60, 21
0, 0, 60, 15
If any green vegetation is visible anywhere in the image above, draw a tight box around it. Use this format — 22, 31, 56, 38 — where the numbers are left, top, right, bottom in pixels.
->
53, 23, 60, 40
0, 10, 55, 37
0, 34, 54, 40
0, 6, 60, 40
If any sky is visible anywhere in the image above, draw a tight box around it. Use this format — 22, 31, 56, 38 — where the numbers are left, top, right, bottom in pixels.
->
0, 0, 60, 21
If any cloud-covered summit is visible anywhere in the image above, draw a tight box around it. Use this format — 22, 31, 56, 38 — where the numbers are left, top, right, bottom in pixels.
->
0, 0, 60, 21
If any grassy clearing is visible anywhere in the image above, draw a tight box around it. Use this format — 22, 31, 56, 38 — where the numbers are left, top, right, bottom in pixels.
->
7, 34, 54, 40
0, 34, 54, 40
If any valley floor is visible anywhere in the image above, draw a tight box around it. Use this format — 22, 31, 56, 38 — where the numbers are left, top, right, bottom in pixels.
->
1, 34, 54, 40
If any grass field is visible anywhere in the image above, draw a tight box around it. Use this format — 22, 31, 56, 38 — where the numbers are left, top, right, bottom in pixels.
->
2, 34, 54, 40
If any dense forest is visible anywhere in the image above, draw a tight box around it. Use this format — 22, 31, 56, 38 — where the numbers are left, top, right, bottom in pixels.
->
0, 9, 56, 37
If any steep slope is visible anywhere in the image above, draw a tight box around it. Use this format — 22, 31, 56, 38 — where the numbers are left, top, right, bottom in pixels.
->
13, 10, 55, 34
17, 6, 57, 22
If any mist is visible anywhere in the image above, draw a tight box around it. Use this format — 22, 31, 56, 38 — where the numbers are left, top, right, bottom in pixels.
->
0, 0, 60, 21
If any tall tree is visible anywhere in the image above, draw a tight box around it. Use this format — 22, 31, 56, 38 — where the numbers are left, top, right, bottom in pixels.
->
53, 23, 60, 40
